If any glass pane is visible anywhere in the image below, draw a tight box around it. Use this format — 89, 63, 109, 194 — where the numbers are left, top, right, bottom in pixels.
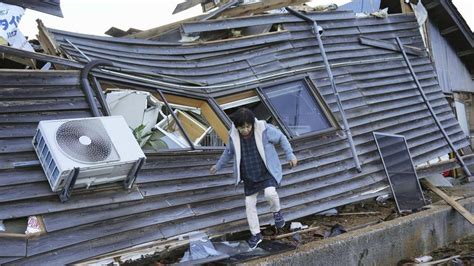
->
373, 133, 426, 212
264, 80, 331, 136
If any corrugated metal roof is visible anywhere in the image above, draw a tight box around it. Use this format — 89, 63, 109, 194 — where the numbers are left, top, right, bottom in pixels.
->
0, 11, 470, 264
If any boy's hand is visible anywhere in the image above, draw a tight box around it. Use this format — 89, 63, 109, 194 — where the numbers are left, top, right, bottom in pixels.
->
289, 159, 298, 168
210, 165, 217, 175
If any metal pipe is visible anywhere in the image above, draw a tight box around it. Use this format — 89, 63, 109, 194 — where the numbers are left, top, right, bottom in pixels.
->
395, 37, 472, 177
156, 89, 195, 150
92, 76, 111, 116
80, 59, 114, 117
285, 7, 362, 172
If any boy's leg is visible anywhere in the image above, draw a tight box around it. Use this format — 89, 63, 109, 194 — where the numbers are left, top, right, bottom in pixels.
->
264, 187, 280, 212
245, 192, 261, 235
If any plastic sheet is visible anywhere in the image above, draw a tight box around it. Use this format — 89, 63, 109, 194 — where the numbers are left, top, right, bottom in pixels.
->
179, 232, 224, 263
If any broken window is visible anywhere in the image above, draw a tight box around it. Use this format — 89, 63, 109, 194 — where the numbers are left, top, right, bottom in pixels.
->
217, 90, 279, 127
151, 93, 226, 150
105, 89, 226, 152
262, 79, 334, 137
216, 79, 336, 138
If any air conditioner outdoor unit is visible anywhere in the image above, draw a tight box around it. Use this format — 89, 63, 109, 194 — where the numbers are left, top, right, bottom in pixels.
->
32, 116, 146, 202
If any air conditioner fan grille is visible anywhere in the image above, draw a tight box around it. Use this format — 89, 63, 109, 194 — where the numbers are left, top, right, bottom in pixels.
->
56, 119, 118, 163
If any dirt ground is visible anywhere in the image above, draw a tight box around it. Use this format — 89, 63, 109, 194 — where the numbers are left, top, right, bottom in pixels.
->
426, 236, 474, 265
258, 198, 397, 245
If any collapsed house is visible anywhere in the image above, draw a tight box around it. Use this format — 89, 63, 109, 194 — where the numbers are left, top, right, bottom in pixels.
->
0, 0, 473, 264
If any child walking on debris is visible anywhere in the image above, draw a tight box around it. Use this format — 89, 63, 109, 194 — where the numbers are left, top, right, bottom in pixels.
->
210, 107, 297, 249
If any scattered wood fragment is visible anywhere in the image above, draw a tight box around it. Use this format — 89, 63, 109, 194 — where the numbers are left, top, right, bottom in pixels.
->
347, 220, 382, 231
417, 255, 460, 265
421, 179, 474, 224
267, 226, 320, 240
336, 211, 380, 216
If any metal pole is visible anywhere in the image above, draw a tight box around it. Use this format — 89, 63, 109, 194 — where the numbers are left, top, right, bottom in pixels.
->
80, 60, 113, 117
395, 37, 471, 177
285, 7, 362, 172
92, 76, 112, 116
156, 89, 195, 150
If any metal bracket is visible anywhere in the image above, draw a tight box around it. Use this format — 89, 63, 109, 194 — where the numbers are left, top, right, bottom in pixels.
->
123, 157, 145, 190
58, 167, 80, 202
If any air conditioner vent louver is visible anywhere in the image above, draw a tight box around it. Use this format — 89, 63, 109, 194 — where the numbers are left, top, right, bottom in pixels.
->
55, 119, 119, 163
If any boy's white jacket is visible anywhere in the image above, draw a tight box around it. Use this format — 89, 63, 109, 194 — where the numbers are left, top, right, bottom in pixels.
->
215, 119, 296, 185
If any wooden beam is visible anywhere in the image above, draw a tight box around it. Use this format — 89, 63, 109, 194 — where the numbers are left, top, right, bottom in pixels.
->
421, 179, 474, 225
200, 102, 228, 144
161, 93, 204, 108
440, 25, 459, 35
400, 0, 413, 13
215, 90, 257, 105
176, 110, 206, 141
267, 226, 320, 240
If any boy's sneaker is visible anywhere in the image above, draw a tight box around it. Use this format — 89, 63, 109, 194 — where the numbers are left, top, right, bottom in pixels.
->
248, 233, 263, 250
273, 211, 285, 229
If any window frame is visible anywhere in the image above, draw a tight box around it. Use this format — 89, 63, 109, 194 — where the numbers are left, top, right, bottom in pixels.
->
259, 77, 339, 139
215, 77, 339, 141
149, 90, 228, 152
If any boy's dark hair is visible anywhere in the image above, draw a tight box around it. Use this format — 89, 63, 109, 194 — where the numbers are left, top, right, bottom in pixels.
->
230, 107, 255, 127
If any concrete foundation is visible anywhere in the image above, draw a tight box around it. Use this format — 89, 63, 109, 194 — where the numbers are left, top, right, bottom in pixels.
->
244, 198, 474, 266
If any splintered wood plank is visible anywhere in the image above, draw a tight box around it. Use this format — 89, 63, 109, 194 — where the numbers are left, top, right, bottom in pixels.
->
422, 179, 474, 224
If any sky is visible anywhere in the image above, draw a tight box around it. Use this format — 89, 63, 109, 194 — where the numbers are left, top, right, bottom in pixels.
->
17, 0, 474, 39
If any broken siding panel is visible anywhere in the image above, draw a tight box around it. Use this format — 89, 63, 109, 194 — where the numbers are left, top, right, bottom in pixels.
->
28, 205, 193, 256
42, 196, 185, 232
11, 225, 165, 265
180, 11, 356, 34
0, 186, 143, 220
50, 29, 293, 56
